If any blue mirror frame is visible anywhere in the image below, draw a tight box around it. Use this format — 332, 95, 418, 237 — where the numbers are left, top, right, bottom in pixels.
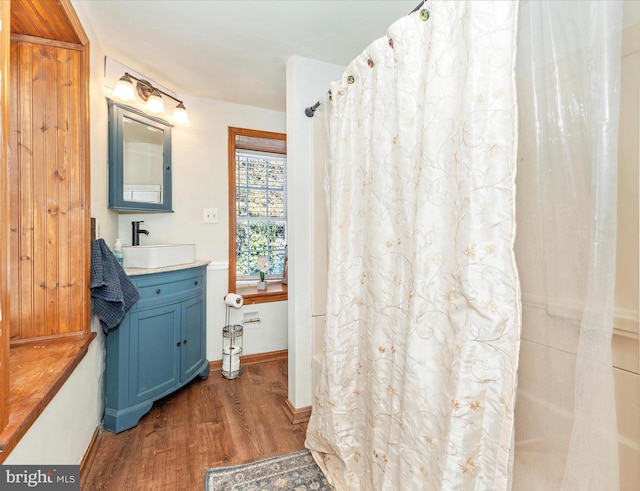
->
108, 100, 174, 212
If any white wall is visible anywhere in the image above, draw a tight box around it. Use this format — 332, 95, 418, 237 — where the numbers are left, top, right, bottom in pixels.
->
115, 95, 285, 258
115, 95, 288, 362
286, 55, 344, 409
614, 21, 640, 490
624, 0, 640, 29
206, 263, 288, 362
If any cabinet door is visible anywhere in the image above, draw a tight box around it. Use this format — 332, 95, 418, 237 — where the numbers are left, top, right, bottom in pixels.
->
129, 304, 181, 404
108, 101, 173, 212
181, 295, 206, 382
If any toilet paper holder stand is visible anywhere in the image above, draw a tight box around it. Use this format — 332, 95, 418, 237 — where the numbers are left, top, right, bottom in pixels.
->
222, 294, 244, 380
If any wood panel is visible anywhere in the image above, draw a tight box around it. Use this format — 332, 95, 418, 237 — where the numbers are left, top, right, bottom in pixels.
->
0, 0, 12, 432
82, 359, 308, 490
9, 38, 88, 340
10, 0, 82, 44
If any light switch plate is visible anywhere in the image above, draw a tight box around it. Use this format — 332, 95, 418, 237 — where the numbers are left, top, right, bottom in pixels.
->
204, 208, 218, 223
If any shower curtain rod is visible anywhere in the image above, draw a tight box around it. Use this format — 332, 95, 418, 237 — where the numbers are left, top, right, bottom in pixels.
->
304, 0, 426, 117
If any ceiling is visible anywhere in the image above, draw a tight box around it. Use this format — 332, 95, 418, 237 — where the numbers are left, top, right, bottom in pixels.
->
73, 0, 419, 112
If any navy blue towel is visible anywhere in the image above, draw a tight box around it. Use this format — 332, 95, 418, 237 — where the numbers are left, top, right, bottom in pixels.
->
90, 238, 140, 333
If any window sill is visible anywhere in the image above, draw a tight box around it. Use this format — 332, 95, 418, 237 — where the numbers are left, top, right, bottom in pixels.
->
236, 281, 288, 304
0, 332, 96, 462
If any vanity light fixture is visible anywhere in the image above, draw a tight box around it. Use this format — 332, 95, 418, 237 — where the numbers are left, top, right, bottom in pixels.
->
113, 73, 136, 101
172, 102, 190, 126
113, 72, 190, 125
145, 89, 165, 114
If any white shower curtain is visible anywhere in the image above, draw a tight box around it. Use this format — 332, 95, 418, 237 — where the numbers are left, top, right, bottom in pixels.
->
513, 1, 622, 489
306, 2, 521, 489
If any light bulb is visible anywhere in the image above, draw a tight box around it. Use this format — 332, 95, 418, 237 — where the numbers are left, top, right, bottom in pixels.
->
146, 89, 165, 113
172, 103, 190, 125
114, 74, 135, 101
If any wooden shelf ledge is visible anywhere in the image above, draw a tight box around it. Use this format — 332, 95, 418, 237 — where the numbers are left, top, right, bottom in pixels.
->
0, 332, 96, 462
236, 281, 288, 305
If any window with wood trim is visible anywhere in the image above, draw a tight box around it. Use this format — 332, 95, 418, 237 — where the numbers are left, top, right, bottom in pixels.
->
228, 127, 287, 304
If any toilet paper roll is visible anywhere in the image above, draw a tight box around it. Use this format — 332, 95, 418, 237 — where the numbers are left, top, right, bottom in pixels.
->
224, 293, 243, 308
223, 345, 241, 372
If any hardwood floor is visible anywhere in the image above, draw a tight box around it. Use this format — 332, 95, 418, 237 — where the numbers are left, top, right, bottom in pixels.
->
81, 359, 308, 491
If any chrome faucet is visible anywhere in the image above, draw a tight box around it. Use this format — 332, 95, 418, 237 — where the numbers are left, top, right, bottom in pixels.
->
132, 221, 150, 246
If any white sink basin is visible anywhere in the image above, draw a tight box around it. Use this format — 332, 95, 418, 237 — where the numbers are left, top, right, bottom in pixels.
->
122, 243, 196, 268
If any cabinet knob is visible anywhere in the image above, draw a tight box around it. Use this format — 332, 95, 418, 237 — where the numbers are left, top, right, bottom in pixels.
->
183, 339, 188, 345
194, 280, 199, 285
156, 288, 161, 294
176, 341, 182, 347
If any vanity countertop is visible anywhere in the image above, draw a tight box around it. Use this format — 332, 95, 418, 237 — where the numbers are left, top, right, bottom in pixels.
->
124, 259, 211, 276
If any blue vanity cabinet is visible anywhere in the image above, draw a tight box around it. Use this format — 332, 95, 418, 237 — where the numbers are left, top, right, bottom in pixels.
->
180, 295, 207, 381
127, 304, 181, 405
104, 265, 209, 433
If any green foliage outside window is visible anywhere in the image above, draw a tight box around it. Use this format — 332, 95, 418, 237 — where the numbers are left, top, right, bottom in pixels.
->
236, 152, 287, 278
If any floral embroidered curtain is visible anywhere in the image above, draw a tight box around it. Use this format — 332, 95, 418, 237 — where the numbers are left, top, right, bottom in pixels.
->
306, 2, 521, 489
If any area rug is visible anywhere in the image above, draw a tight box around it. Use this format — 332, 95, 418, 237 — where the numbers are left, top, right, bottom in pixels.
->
205, 449, 332, 490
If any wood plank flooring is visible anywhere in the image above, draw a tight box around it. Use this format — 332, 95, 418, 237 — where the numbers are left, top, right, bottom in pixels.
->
81, 359, 308, 491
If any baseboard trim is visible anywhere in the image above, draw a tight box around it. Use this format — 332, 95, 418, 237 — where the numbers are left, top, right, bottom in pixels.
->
209, 349, 288, 371
80, 425, 100, 479
283, 398, 311, 425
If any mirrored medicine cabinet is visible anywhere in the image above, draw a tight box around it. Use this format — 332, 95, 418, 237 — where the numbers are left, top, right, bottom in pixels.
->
108, 100, 173, 212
